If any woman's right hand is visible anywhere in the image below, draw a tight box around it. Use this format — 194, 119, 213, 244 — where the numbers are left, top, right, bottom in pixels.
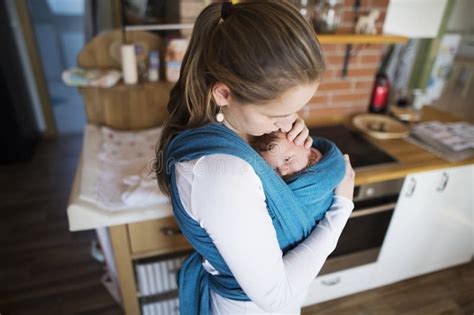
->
335, 154, 355, 200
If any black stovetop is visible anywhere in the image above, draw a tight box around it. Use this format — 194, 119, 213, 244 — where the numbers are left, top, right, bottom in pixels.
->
308, 124, 398, 171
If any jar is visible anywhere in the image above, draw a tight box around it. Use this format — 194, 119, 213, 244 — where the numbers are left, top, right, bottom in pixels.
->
291, 0, 315, 24
312, 0, 344, 34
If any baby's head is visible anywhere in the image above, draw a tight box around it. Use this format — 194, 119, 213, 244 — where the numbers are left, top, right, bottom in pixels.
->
251, 131, 321, 179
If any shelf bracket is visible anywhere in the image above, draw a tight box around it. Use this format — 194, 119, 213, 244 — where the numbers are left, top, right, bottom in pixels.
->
341, 0, 361, 79
341, 44, 352, 78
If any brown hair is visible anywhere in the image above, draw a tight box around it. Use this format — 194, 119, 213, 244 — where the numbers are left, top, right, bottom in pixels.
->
249, 132, 285, 154
155, 1, 325, 197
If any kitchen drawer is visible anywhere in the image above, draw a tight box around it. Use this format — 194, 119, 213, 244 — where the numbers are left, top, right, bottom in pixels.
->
128, 216, 192, 256
302, 263, 378, 307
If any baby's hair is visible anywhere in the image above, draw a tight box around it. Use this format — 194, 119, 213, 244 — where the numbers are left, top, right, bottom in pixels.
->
156, 1, 326, 197
250, 132, 285, 154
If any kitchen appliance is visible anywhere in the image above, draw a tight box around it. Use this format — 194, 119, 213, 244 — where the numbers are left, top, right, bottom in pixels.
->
309, 124, 399, 171
368, 73, 390, 113
309, 124, 403, 275
368, 45, 394, 113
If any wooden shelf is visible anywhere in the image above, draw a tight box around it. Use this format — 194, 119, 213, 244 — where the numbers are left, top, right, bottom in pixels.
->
317, 34, 409, 45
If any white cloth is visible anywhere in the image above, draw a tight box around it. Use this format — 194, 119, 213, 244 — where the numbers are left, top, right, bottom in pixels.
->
175, 154, 354, 314
79, 125, 168, 211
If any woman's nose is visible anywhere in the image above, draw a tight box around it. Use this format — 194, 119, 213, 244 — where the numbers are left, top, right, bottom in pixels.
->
275, 118, 294, 133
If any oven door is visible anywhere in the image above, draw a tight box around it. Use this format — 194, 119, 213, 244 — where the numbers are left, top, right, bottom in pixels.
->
319, 178, 404, 276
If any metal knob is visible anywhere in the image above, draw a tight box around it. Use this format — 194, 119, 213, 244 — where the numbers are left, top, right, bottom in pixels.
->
160, 226, 183, 236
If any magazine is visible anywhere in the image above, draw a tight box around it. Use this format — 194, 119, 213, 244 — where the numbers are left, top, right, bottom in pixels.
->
406, 121, 474, 162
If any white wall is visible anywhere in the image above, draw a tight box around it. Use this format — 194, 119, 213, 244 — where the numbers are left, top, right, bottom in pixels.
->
383, 0, 448, 38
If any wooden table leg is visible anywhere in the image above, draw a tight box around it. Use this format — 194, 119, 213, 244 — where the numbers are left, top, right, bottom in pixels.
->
109, 224, 140, 315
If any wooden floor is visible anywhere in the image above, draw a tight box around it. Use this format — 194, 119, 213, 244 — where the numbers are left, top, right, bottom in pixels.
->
302, 261, 474, 315
0, 135, 473, 315
0, 135, 121, 314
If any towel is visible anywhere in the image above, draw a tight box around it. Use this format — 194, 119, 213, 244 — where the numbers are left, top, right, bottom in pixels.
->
79, 125, 168, 211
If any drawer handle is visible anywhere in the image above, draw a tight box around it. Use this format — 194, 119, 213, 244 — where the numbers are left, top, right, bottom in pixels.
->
436, 172, 449, 192
405, 177, 416, 197
350, 202, 396, 218
160, 226, 183, 236
322, 277, 341, 286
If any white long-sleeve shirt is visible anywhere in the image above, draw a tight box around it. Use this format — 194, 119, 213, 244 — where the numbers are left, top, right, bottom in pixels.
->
175, 154, 354, 314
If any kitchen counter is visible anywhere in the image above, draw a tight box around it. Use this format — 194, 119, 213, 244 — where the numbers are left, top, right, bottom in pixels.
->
67, 106, 473, 231
67, 105, 473, 315
349, 106, 474, 185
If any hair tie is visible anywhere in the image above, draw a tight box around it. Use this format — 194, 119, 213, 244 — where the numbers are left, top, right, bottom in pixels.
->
221, 1, 234, 21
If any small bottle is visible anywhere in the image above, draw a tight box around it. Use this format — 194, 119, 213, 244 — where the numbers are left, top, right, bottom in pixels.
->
148, 51, 160, 82
121, 44, 138, 84
369, 73, 390, 114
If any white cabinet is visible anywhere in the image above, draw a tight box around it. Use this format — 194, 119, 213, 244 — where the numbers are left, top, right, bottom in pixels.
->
303, 165, 473, 307
375, 165, 473, 287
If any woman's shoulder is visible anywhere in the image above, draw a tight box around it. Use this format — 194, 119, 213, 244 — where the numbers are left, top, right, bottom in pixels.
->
177, 154, 257, 178
176, 154, 266, 204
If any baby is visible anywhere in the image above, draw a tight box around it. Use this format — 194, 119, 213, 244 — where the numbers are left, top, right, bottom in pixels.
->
250, 131, 322, 180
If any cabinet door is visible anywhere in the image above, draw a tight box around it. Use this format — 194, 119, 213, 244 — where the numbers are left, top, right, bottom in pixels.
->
376, 165, 473, 287
419, 165, 473, 274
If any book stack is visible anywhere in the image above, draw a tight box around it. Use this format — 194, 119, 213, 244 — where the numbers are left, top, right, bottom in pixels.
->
136, 254, 188, 315
142, 298, 179, 315
407, 121, 474, 162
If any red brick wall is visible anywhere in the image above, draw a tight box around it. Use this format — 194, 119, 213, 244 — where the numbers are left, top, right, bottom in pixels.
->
180, 0, 391, 119
300, 0, 390, 120
301, 43, 386, 119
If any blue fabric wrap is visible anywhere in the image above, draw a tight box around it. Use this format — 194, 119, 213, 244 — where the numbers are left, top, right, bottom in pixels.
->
164, 123, 345, 314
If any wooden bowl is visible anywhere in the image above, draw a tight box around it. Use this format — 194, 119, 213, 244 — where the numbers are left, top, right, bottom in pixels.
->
352, 113, 410, 139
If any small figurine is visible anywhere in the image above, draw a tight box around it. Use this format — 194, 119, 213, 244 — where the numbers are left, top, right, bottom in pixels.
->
355, 9, 380, 35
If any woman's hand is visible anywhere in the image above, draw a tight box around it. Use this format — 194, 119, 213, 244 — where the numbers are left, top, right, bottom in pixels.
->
335, 154, 355, 200
286, 117, 313, 149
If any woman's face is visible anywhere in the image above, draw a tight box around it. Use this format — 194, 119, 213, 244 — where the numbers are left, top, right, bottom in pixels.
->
213, 81, 319, 137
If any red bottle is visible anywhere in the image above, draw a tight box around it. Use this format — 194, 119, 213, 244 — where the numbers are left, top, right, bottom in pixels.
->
369, 73, 390, 114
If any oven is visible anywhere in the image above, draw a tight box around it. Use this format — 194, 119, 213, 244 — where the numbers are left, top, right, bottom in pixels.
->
308, 124, 403, 275
319, 178, 404, 275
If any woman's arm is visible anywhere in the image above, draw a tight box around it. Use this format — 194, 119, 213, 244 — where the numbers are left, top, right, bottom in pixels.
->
189, 154, 354, 312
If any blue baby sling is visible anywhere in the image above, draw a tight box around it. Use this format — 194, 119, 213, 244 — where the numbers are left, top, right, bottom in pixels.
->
165, 123, 345, 314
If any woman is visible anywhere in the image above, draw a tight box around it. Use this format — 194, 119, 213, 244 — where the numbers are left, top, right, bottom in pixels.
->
155, 1, 355, 314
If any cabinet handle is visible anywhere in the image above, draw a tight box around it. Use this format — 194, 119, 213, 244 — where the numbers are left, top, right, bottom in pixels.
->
436, 172, 449, 192
350, 202, 396, 218
405, 178, 416, 197
322, 277, 341, 286
160, 226, 183, 236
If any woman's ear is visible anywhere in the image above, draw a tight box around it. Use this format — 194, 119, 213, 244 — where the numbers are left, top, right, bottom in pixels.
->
212, 82, 231, 106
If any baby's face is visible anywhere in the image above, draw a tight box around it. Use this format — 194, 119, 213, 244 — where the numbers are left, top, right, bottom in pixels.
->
260, 133, 312, 179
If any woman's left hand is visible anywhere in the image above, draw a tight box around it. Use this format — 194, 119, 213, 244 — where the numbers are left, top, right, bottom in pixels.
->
286, 117, 313, 149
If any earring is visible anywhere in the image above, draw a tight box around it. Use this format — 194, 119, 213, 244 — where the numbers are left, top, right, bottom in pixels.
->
216, 106, 225, 123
